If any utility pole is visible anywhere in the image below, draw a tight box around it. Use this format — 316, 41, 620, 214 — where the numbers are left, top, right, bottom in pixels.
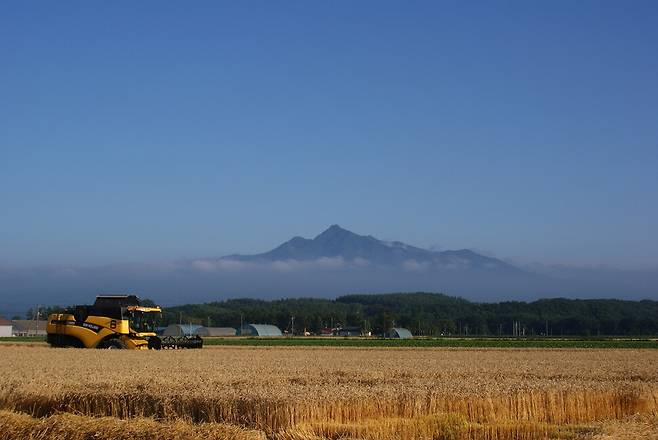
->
291, 315, 295, 336
240, 313, 243, 335
34, 305, 40, 337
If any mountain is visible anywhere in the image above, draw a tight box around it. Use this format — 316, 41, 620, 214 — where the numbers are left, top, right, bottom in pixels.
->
225, 224, 516, 271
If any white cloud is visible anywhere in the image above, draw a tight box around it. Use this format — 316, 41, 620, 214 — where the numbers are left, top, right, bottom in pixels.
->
190, 256, 354, 273
435, 257, 472, 270
271, 257, 347, 272
191, 259, 254, 272
402, 259, 430, 272
271, 260, 297, 272
191, 260, 217, 272
315, 256, 346, 269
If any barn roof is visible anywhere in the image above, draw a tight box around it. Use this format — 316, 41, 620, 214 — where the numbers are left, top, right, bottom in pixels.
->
162, 324, 202, 336
0, 317, 11, 326
245, 324, 282, 337
11, 320, 46, 332
194, 327, 236, 337
391, 327, 413, 339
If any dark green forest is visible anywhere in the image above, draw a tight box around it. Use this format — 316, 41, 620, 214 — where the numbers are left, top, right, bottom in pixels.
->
160, 293, 658, 337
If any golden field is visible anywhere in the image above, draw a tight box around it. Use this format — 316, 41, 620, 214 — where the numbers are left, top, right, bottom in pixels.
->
0, 345, 657, 439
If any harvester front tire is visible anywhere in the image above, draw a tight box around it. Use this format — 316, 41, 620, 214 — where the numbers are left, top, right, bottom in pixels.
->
47, 334, 84, 348
100, 339, 126, 349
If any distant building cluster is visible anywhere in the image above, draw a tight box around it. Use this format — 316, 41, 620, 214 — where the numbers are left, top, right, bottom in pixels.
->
318, 326, 412, 338
0, 317, 48, 337
0, 314, 413, 340
155, 323, 412, 339
157, 323, 284, 337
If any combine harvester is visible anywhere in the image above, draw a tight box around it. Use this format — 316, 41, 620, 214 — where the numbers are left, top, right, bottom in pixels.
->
46, 295, 203, 349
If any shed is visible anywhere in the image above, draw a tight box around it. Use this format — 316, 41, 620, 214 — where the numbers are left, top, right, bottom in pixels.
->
0, 317, 12, 337
162, 324, 202, 336
388, 327, 413, 339
240, 324, 282, 337
194, 327, 236, 337
11, 320, 47, 336
336, 326, 362, 337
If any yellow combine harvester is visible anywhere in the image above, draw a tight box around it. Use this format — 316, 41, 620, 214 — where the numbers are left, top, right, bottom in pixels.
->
46, 295, 203, 349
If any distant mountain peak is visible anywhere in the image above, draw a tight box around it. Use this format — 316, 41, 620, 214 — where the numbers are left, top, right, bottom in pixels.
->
314, 224, 353, 240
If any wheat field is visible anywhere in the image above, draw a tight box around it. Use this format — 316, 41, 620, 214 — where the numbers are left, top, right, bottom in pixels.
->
0, 345, 657, 439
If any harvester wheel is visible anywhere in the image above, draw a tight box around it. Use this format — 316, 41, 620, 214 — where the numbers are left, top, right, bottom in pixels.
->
100, 338, 126, 349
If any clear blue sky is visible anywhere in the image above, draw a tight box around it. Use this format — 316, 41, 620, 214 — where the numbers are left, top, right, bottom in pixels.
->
1, 1, 657, 268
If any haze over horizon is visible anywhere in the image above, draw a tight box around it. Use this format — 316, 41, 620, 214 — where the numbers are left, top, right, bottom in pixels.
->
1, 2, 657, 314
1, 224, 657, 319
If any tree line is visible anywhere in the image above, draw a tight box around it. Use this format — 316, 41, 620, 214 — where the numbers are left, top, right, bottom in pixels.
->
161, 292, 658, 337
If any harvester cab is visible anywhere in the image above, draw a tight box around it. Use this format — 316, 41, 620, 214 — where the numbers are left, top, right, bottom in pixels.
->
46, 295, 203, 350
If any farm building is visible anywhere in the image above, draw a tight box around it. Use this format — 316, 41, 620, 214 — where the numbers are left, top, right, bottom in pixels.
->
240, 324, 282, 337
194, 327, 236, 337
387, 328, 413, 339
11, 319, 47, 336
162, 324, 202, 336
318, 327, 334, 336
335, 326, 363, 337
0, 317, 11, 337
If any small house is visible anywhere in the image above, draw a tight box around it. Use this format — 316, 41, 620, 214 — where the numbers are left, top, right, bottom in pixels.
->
11, 319, 47, 337
0, 317, 12, 337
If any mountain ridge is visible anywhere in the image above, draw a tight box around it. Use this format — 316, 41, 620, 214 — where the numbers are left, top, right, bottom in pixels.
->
224, 224, 518, 271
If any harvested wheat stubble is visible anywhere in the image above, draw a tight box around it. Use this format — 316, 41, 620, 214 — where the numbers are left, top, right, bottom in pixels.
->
1, 346, 657, 439
590, 414, 658, 440
0, 410, 600, 440
0, 410, 265, 440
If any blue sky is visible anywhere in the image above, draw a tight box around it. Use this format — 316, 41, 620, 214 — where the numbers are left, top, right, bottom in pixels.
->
1, 1, 657, 268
